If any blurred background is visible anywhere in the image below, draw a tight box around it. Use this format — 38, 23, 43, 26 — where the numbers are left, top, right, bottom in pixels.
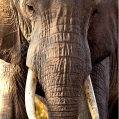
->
35, 97, 48, 119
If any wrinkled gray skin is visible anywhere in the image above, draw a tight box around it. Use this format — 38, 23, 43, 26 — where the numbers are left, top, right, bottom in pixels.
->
18, 0, 117, 119
88, 0, 118, 118
0, 0, 118, 119
0, 0, 29, 119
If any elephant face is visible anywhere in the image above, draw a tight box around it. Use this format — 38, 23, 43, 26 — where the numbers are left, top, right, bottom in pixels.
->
19, 0, 101, 118
21, 0, 101, 78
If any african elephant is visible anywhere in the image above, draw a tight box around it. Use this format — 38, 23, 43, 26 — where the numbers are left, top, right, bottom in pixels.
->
17, 0, 117, 119
0, 0, 30, 118
88, 0, 118, 118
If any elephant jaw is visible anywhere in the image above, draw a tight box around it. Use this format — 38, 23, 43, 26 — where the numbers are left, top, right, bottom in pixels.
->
25, 69, 99, 119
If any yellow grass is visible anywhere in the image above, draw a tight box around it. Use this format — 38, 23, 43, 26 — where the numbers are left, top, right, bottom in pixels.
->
35, 97, 48, 119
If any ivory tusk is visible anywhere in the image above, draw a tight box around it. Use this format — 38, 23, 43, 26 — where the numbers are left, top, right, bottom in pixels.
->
25, 69, 37, 119
83, 75, 100, 119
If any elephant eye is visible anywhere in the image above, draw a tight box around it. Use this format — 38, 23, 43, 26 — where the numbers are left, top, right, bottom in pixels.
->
92, 9, 98, 16
27, 4, 35, 12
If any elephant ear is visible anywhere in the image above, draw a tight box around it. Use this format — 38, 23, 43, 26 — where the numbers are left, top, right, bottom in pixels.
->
13, 0, 32, 42
0, 0, 30, 64
0, 0, 21, 64
88, 0, 118, 64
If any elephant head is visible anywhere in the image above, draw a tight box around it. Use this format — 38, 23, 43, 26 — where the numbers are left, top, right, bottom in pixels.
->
18, 0, 119, 118
18, 0, 103, 118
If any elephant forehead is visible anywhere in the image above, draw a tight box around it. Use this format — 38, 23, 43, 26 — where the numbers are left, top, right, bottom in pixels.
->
38, 0, 96, 4
24, 0, 97, 12
42, 0, 96, 8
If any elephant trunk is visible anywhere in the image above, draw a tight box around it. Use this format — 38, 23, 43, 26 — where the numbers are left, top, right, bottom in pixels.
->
25, 35, 99, 118
39, 32, 91, 119
44, 74, 82, 119
42, 74, 99, 119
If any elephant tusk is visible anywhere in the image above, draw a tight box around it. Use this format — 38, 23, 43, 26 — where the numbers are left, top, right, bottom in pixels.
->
25, 69, 37, 119
83, 75, 100, 119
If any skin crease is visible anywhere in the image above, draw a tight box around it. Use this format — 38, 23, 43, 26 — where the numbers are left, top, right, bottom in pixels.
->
17, 0, 117, 119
